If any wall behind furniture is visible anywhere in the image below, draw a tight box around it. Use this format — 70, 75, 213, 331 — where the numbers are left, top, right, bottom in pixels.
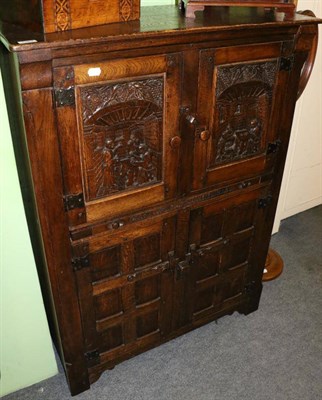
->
0, 72, 58, 396
273, 0, 322, 232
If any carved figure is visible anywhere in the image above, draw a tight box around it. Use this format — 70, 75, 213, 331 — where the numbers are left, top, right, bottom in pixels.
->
216, 124, 237, 162
212, 61, 277, 166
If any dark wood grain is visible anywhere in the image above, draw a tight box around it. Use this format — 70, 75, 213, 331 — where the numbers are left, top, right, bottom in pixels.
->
0, 5, 320, 396
0, 0, 42, 31
21, 89, 90, 394
1, 6, 321, 55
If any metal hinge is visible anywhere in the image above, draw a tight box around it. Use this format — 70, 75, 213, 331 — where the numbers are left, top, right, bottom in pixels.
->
54, 86, 75, 107
244, 281, 256, 295
72, 255, 90, 271
280, 57, 294, 71
84, 350, 100, 363
63, 193, 84, 212
258, 195, 273, 209
267, 140, 281, 155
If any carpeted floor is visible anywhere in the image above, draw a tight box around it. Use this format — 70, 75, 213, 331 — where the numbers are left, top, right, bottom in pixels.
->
4, 205, 322, 400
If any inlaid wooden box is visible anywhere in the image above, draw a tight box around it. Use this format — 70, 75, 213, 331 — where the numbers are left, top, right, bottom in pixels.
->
0, 0, 140, 33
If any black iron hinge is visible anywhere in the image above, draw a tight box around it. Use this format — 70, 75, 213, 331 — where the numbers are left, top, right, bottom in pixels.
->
84, 350, 100, 363
54, 86, 75, 107
267, 140, 282, 155
72, 255, 90, 271
258, 195, 273, 209
280, 57, 294, 71
244, 281, 256, 295
63, 193, 84, 212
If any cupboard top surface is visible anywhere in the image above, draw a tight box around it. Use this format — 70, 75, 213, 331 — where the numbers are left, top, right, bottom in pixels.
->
0, 5, 321, 52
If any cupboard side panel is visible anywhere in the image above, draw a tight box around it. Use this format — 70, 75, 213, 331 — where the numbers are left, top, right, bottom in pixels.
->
22, 88, 90, 395
245, 44, 309, 293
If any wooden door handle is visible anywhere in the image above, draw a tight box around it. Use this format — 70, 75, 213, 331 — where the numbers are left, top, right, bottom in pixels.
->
199, 129, 210, 141
170, 136, 182, 148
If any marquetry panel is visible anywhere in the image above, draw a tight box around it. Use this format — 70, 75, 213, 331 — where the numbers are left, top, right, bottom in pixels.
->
42, 0, 140, 33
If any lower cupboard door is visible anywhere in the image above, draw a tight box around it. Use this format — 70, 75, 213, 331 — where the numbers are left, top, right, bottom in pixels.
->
183, 188, 267, 324
71, 216, 176, 367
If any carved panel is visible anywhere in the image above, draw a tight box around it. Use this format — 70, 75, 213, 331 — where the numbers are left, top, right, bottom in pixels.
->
211, 61, 278, 166
79, 78, 164, 201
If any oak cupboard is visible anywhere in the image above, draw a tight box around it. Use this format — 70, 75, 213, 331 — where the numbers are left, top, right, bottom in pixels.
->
0, 5, 320, 396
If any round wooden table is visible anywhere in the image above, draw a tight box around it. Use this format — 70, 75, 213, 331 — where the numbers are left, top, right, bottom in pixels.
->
263, 248, 284, 281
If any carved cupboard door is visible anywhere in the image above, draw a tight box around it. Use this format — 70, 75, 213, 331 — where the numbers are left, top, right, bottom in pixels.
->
178, 184, 270, 326
54, 54, 181, 226
192, 42, 291, 190
71, 215, 176, 370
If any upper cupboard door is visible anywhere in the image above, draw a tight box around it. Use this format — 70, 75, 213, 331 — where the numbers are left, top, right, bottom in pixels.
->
54, 54, 182, 226
193, 43, 290, 190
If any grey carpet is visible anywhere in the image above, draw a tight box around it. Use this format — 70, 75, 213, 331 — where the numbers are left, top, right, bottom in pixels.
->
4, 205, 322, 400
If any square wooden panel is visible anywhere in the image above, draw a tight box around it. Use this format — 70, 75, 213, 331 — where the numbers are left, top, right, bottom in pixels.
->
135, 275, 161, 306
200, 212, 224, 245
94, 288, 123, 320
99, 324, 124, 353
221, 236, 252, 271
220, 267, 246, 306
134, 233, 161, 269
194, 246, 221, 281
223, 200, 257, 235
89, 245, 121, 282
136, 310, 159, 338
193, 286, 216, 314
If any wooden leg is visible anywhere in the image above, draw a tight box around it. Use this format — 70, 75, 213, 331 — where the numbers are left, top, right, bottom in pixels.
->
185, 4, 206, 18
262, 248, 284, 282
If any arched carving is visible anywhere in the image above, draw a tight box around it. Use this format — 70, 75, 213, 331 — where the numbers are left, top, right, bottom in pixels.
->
211, 61, 277, 166
79, 79, 164, 201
